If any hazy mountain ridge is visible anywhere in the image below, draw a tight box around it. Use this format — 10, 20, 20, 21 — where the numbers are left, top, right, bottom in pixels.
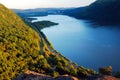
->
64, 0, 120, 26
13, 8, 68, 18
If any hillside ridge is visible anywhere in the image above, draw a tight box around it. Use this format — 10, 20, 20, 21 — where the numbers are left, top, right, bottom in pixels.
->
64, 0, 120, 26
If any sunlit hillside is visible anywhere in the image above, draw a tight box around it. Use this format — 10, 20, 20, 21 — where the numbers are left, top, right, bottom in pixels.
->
0, 4, 96, 79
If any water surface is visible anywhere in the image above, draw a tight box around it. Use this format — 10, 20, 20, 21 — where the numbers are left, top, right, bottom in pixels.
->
33, 15, 120, 71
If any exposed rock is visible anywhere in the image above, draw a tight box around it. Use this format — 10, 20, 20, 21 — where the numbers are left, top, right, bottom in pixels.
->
14, 70, 120, 80
97, 75, 120, 80
14, 70, 78, 80
55, 74, 78, 80
13, 70, 53, 80
87, 75, 120, 80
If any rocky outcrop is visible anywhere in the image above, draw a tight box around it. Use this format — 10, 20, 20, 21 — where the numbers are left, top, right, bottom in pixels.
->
97, 75, 120, 80
14, 70, 120, 80
87, 75, 120, 80
14, 70, 78, 80
55, 75, 78, 80
13, 70, 52, 80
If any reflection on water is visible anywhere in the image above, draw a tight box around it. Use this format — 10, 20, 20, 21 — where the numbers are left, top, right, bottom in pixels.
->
33, 15, 120, 71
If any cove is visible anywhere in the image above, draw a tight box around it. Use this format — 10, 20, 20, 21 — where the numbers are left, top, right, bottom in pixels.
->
32, 15, 120, 71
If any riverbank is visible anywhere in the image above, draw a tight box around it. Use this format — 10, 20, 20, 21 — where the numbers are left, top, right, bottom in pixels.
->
28, 19, 78, 66
29, 15, 120, 71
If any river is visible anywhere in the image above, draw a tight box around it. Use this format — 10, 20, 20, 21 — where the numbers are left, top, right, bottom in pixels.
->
32, 15, 120, 71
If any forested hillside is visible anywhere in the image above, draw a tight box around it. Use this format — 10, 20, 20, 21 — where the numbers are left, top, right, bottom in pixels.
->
0, 4, 95, 79
0, 3, 40, 79
65, 0, 120, 25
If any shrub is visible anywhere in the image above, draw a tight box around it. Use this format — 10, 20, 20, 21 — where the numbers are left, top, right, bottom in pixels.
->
99, 66, 112, 75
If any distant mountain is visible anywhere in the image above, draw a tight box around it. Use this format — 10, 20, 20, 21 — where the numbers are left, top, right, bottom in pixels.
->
0, 4, 96, 79
65, 0, 120, 25
13, 8, 69, 18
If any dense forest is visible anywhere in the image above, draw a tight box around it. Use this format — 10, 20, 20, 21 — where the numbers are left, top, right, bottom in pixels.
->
32, 21, 58, 30
64, 0, 120, 26
0, 4, 96, 79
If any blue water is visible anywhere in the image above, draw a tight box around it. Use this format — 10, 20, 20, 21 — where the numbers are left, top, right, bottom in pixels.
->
32, 15, 120, 71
